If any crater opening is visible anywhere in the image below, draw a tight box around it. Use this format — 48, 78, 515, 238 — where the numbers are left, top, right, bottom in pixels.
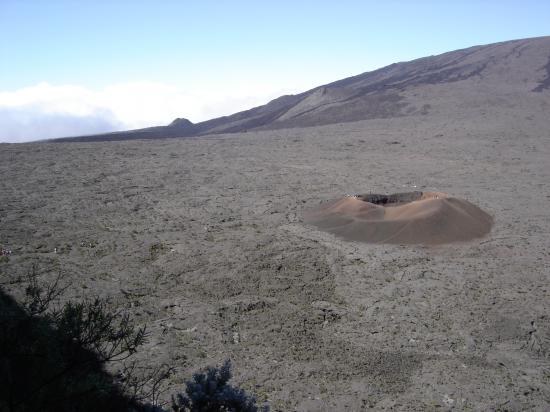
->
356, 191, 424, 206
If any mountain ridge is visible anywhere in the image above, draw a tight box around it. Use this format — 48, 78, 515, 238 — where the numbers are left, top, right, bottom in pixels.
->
52, 36, 550, 142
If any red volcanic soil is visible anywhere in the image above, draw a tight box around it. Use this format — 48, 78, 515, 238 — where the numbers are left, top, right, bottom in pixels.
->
304, 191, 493, 245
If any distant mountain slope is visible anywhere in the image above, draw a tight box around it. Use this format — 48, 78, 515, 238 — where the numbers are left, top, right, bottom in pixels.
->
53, 36, 550, 142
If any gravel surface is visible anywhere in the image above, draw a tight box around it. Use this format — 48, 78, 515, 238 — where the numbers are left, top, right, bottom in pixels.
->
1, 109, 549, 410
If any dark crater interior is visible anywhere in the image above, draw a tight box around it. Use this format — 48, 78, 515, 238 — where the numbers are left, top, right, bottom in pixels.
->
357, 191, 423, 206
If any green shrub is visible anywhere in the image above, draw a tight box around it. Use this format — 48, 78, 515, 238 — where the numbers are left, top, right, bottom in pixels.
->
171, 360, 268, 412
1, 269, 267, 412
0, 271, 161, 411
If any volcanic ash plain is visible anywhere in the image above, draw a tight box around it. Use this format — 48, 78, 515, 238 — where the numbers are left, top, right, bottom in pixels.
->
1, 110, 550, 410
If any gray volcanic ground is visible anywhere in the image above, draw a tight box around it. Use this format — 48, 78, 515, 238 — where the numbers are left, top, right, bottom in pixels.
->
2, 37, 550, 410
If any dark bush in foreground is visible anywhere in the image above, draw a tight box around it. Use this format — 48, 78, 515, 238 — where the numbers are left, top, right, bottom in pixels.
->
0, 271, 163, 411
1, 269, 267, 411
172, 360, 268, 412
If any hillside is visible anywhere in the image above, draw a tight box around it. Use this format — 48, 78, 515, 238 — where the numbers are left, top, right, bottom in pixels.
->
53, 36, 550, 142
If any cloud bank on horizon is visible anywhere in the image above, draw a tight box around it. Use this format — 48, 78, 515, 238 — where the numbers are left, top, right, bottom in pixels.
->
0, 82, 296, 143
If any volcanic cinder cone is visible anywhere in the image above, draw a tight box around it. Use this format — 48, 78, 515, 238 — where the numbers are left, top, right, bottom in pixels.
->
303, 191, 493, 245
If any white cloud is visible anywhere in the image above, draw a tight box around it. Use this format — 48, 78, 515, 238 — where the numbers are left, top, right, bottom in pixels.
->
0, 106, 123, 143
0, 81, 300, 142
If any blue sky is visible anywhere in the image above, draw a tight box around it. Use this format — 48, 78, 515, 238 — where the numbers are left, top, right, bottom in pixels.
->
1, 0, 549, 142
